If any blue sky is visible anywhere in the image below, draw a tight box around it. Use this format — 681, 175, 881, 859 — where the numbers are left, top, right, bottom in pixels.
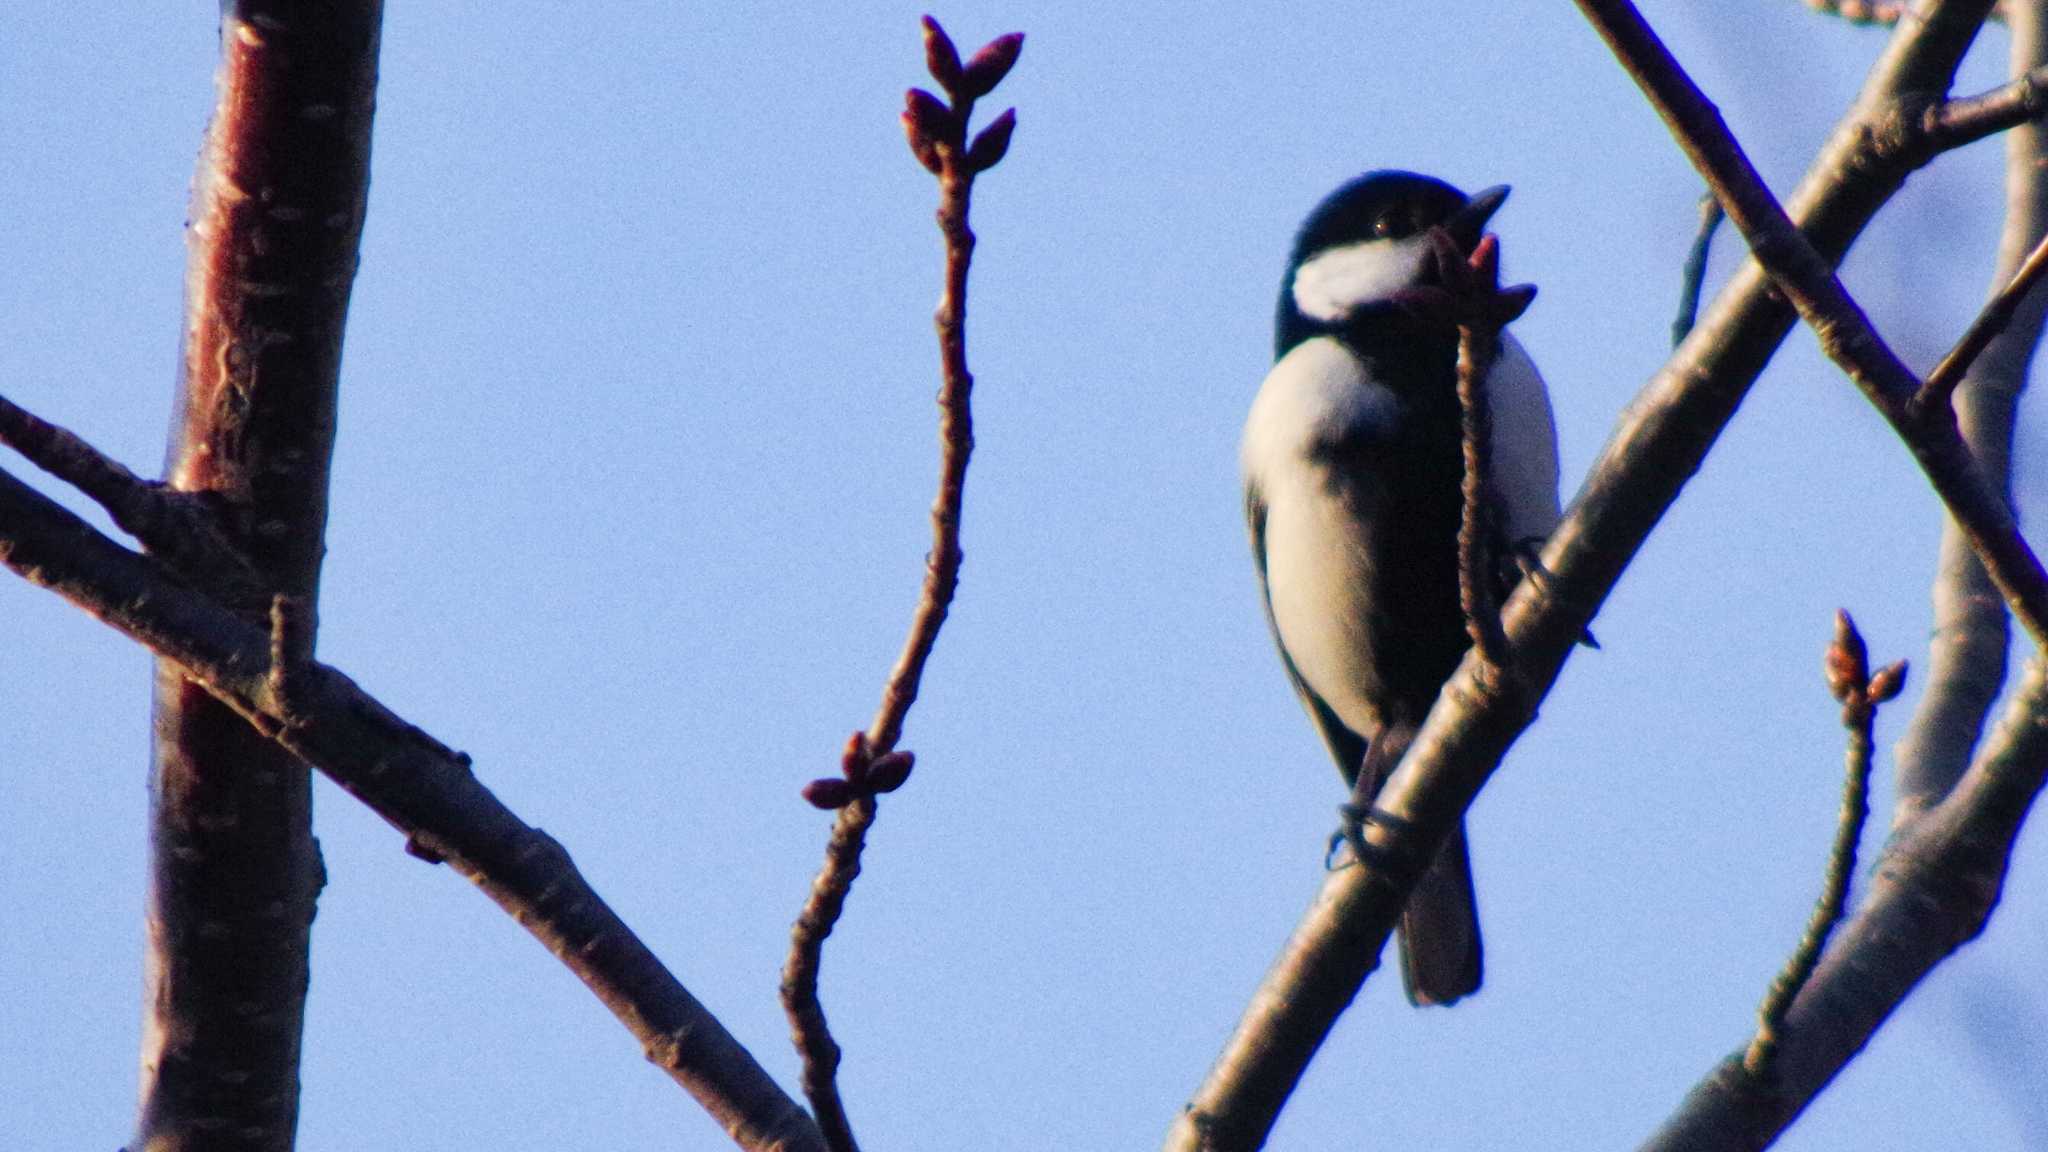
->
3, 3, 2044, 1149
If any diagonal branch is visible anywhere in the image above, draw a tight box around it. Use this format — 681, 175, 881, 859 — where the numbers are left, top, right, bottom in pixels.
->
1166, 4, 2010, 1147
0, 461, 825, 1152
1913, 230, 2048, 412
1896, 0, 2048, 826
0, 394, 267, 607
1572, 0, 2048, 646
1568, 0, 2048, 1145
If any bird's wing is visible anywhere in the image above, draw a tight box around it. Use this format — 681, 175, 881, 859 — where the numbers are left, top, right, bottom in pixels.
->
1247, 480, 1368, 784
1485, 332, 1562, 546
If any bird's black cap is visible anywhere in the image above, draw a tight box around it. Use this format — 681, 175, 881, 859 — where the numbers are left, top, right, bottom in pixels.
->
1276, 170, 1509, 356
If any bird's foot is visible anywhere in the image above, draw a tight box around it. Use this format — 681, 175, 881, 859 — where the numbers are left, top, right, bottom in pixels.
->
1504, 536, 1600, 650
1326, 802, 1420, 877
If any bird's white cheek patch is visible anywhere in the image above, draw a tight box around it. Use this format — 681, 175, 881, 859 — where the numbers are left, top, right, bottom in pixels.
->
1291, 238, 1430, 321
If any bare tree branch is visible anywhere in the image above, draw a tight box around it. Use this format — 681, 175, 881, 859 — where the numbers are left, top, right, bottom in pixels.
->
0, 394, 263, 599
1643, 658, 2048, 1150
1440, 231, 1537, 670
780, 23, 1022, 1152
1745, 613, 1903, 1077
1563, 0, 2048, 1144
1914, 231, 2048, 411
136, 5, 381, 1148
0, 460, 825, 1152
1167, 4, 2008, 1147
1574, 0, 2048, 645
1896, 0, 2048, 826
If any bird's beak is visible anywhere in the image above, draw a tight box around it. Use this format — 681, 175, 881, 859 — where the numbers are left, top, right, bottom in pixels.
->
1443, 184, 1511, 251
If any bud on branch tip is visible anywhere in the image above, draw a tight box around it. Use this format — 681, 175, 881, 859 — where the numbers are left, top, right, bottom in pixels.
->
967, 109, 1017, 172
961, 32, 1025, 100
921, 16, 963, 93
1824, 609, 1867, 703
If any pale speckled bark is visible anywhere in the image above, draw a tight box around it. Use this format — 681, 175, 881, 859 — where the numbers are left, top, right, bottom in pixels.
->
1892, 0, 2048, 825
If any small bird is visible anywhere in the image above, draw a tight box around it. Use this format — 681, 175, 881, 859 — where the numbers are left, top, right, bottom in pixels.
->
1241, 171, 1560, 1006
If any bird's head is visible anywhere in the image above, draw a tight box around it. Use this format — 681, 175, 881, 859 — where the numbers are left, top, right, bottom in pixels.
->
1276, 170, 1509, 356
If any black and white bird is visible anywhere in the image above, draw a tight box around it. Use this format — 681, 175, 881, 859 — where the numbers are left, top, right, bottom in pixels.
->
1241, 171, 1561, 1006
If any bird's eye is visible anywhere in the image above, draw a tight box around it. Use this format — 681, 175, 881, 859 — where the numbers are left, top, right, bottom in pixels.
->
1371, 214, 1400, 239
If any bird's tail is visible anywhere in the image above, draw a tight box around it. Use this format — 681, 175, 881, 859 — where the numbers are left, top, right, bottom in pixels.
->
1355, 722, 1485, 1006
1398, 822, 1483, 1006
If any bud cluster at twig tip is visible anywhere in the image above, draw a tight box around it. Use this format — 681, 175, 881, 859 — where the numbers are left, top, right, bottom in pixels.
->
802, 731, 917, 810
1823, 609, 1908, 717
1394, 229, 1537, 331
902, 17, 1024, 176
1824, 609, 1867, 703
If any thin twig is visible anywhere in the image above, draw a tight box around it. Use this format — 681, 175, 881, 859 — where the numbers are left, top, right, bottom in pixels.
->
1673, 194, 1725, 346
1647, 656, 2048, 1152
1913, 229, 2048, 413
1744, 613, 1902, 1077
782, 796, 873, 1152
1439, 231, 1533, 670
0, 461, 825, 1152
0, 393, 260, 595
267, 593, 314, 722
780, 21, 1021, 1152
1457, 329, 1507, 667
1924, 63, 2048, 154
1574, 0, 2048, 648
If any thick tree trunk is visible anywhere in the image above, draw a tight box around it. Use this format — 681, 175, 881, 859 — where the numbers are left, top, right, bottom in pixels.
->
136, 5, 382, 1150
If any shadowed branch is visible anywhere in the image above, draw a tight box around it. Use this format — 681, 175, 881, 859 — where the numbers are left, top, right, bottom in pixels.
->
0, 460, 827, 1152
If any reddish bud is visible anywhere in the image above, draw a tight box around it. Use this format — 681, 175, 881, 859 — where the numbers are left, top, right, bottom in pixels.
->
903, 114, 945, 174
1867, 660, 1908, 704
1824, 610, 1867, 702
960, 32, 1024, 99
922, 16, 963, 94
965, 108, 1017, 172
840, 730, 872, 780
904, 87, 960, 147
1492, 283, 1538, 324
1426, 228, 1467, 288
1467, 233, 1501, 282
804, 778, 857, 810
865, 750, 915, 793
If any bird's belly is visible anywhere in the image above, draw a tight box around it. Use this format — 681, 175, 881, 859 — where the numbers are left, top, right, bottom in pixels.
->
1261, 478, 1391, 737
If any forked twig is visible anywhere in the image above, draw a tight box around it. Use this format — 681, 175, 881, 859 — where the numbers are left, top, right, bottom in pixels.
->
780, 19, 1022, 1152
